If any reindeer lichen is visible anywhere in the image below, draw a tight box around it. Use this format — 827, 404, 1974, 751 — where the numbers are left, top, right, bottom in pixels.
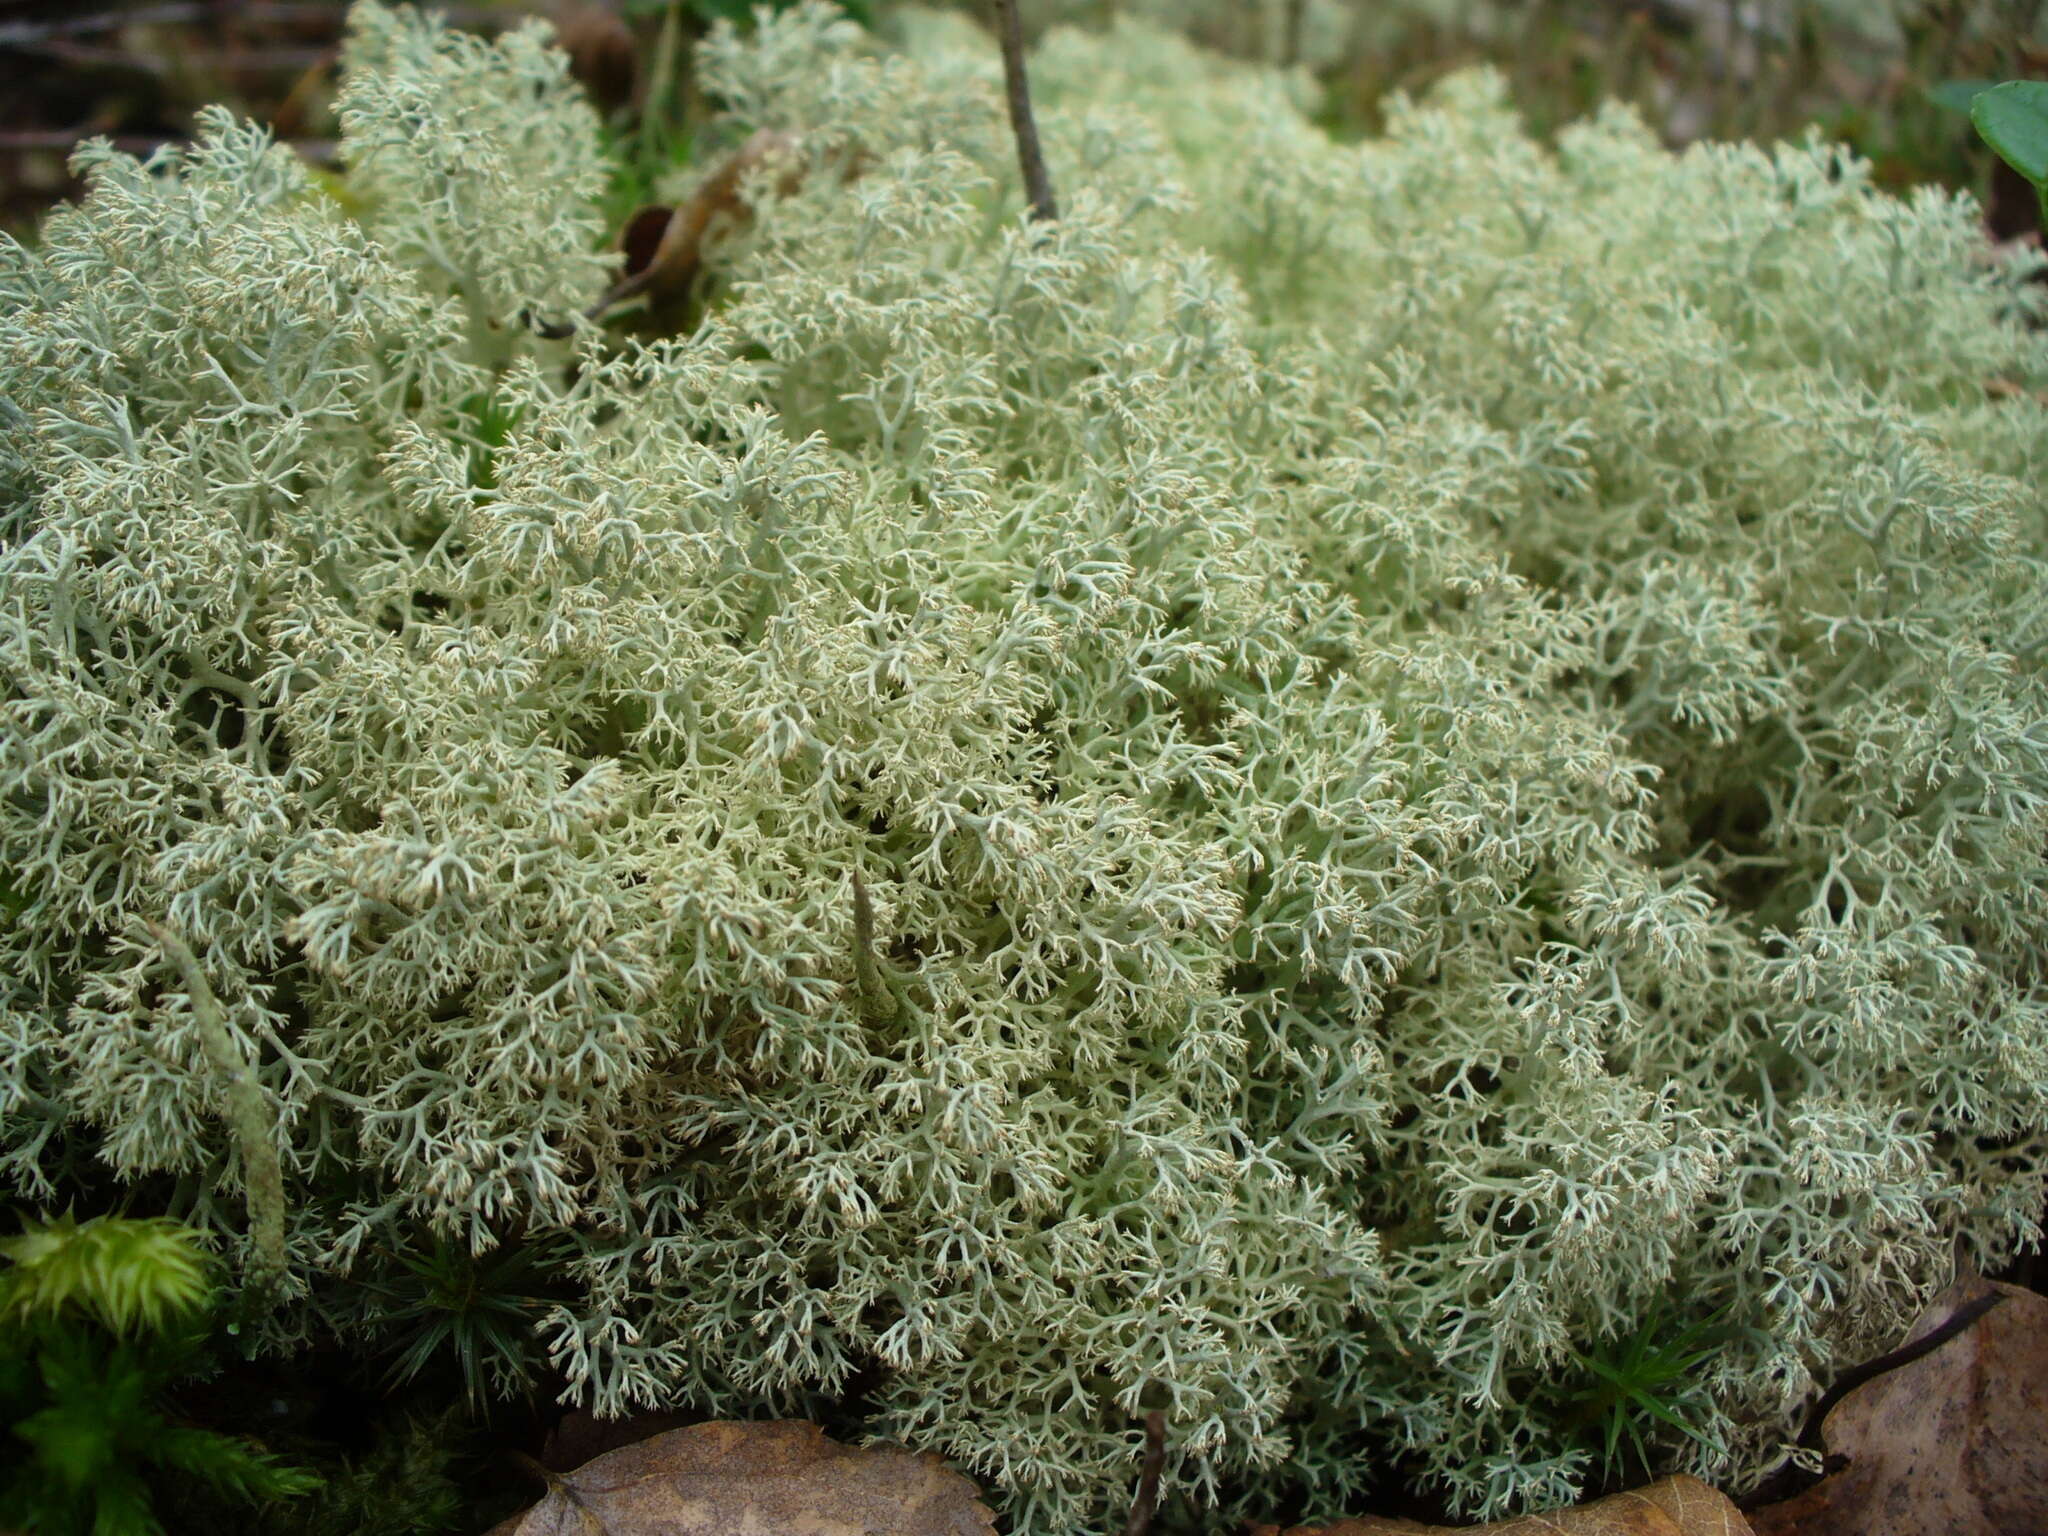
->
2, 4, 2044, 1530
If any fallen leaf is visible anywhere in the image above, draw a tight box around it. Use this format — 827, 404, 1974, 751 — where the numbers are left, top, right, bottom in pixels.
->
587, 128, 800, 321
1983, 375, 2048, 407
1253, 1475, 1754, 1536
1746, 1278, 2048, 1536
483, 1419, 997, 1536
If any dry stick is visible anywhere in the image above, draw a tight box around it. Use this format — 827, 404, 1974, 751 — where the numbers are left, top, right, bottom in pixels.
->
991, 0, 1057, 223
269, 46, 338, 141
1282, 0, 1309, 69
1738, 1288, 2005, 1510
849, 868, 896, 1027
9, 39, 332, 70
1124, 1410, 1166, 1536
0, 2, 341, 45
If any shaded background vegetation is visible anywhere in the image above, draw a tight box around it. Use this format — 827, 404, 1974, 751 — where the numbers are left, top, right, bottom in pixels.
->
2, 0, 2044, 236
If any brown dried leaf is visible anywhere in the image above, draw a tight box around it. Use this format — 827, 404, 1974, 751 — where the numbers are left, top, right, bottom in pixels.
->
1254, 1476, 1754, 1536
1747, 1278, 2048, 1536
588, 128, 800, 320
616, 207, 676, 290
1983, 375, 2048, 406
485, 1419, 997, 1536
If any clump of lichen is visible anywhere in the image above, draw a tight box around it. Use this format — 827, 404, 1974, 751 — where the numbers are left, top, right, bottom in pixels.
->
2, 4, 2044, 1531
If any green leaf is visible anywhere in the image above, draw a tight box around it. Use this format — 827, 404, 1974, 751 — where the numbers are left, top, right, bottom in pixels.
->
1927, 79, 2001, 115
1628, 1387, 1712, 1442
1971, 81, 2048, 187
1573, 1352, 1636, 1390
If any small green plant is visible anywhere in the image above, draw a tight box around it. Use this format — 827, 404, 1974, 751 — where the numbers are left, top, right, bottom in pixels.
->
358, 1233, 572, 1412
0, 1214, 319, 1536
1559, 1303, 1746, 1487
0, 1214, 210, 1336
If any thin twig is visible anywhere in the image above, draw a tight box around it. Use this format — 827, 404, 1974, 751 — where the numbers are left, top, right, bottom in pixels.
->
850, 868, 895, 1026
1123, 1410, 1166, 1536
1282, 0, 1309, 68
268, 45, 338, 139
991, 0, 1057, 222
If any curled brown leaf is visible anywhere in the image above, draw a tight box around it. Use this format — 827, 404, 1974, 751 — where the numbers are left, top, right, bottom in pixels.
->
589, 127, 800, 321
1747, 1278, 2048, 1536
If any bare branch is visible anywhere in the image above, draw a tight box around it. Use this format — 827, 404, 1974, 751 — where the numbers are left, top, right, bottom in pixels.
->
1123, 1411, 1166, 1536
1282, 0, 1309, 68
849, 868, 897, 1027
990, 0, 1057, 222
